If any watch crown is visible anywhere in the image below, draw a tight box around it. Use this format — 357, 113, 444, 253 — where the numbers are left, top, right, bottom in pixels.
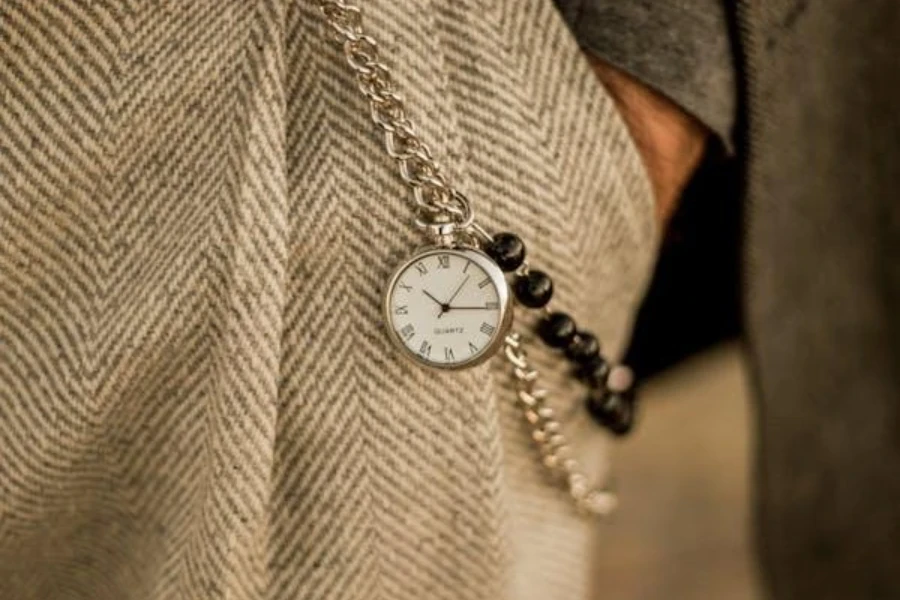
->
423, 221, 457, 247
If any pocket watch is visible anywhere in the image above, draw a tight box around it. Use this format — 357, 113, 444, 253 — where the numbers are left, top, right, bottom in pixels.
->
384, 242, 513, 370
320, 0, 638, 515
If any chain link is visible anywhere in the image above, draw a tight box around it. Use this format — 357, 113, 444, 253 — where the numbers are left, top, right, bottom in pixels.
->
503, 333, 618, 516
317, 0, 616, 516
317, 0, 472, 226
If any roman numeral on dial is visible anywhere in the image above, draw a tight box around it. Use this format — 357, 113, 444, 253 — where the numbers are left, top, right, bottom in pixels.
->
478, 277, 491, 289
415, 262, 428, 276
395, 305, 408, 315
468, 342, 479, 354
444, 347, 454, 361
419, 340, 432, 357
437, 254, 450, 269
400, 324, 415, 340
480, 322, 495, 336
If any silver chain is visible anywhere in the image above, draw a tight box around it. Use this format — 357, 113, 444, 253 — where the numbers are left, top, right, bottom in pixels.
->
317, 0, 617, 516
503, 333, 618, 516
317, 0, 473, 228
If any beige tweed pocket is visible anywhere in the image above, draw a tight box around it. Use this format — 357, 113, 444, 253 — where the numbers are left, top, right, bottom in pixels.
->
0, 1, 654, 599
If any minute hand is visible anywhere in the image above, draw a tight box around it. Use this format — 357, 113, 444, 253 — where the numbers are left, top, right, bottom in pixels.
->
445, 305, 492, 310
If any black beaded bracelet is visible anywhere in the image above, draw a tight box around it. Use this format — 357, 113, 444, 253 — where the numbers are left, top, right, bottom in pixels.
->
485, 232, 638, 436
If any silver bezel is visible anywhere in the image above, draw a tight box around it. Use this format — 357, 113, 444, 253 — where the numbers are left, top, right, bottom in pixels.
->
383, 246, 513, 371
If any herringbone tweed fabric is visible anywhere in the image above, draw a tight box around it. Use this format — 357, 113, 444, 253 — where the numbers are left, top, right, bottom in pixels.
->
0, 1, 656, 598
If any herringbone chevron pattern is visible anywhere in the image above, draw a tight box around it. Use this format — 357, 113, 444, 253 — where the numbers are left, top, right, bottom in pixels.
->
0, 1, 655, 598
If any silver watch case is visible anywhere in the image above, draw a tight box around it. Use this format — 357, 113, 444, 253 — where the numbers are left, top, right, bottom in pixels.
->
382, 246, 513, 371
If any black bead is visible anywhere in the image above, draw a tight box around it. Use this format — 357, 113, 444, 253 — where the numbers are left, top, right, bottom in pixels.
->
485, 232, 526, 272
586, 390, 636, 436
537, 312, 577, 348
618, 386, 637, 404
575, 354, 609, 385
565, 331, 600, 363
513, 270, 554, 308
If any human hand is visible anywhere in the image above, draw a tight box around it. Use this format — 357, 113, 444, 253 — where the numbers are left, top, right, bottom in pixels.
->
588, 57, 708, 228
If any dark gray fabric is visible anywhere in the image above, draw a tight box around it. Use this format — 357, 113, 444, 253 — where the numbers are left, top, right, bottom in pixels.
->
555, 0, 737, 147
743, 2, 900, 598
560, 1, 900, 597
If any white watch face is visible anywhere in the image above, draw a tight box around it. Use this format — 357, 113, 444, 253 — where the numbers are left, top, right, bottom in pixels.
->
384, 248, 511, 369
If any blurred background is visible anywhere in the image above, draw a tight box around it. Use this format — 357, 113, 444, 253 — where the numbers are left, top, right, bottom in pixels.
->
594, 343, 759, 599
596, 150, 761, 599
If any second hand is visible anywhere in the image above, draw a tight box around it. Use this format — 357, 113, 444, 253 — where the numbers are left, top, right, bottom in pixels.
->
439, 275, 470, 319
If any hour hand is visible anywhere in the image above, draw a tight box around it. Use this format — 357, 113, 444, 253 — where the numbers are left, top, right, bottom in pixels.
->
422, 289, 444, 307
422, 289, 449, 316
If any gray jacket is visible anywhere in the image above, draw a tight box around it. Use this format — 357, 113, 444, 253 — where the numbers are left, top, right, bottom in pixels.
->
559, 1, 900, 597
